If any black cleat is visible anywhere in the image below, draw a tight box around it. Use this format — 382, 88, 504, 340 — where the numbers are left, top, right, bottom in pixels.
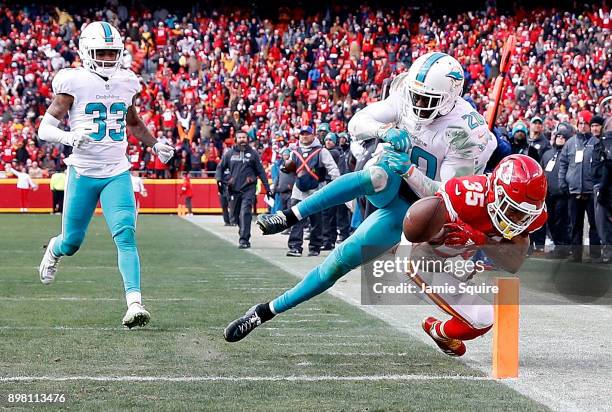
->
256, 212, 289, 235
238, 242, 251, 249
224, 303, 273, 342
286, 249, 302, 257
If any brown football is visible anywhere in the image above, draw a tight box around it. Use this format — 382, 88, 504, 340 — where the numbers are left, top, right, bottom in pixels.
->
283, 159, 297, 173
403, 196, 449, 243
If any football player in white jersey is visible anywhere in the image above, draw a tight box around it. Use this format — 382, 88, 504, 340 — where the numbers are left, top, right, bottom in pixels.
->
37, 22, 174, 328
225, 52, 497, 342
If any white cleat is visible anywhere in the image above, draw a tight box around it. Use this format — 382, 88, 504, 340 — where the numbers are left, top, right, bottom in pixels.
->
39, 237, 61, 285
122, 303, 151, 329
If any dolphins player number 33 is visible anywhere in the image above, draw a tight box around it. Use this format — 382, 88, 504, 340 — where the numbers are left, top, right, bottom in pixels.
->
37, 21, 174, 329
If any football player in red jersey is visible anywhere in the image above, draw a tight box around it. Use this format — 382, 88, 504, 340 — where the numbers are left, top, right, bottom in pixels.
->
399, 154, 547, 356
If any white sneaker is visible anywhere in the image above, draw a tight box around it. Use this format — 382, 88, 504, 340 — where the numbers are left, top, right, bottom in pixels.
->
39, 237, 61, 285
122, 303, 150, 329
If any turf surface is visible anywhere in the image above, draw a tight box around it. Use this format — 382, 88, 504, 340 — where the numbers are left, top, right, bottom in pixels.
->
0, 215, 547, 410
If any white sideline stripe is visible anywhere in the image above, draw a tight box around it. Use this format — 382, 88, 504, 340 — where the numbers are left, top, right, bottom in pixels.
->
0, 297, 196, 302
0, 374, 495, 383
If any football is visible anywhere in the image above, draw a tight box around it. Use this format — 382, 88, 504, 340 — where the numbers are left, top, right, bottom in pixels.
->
403, 196, 448, 243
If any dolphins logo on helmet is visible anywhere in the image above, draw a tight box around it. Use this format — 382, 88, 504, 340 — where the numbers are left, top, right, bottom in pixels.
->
404, 52, 465, 125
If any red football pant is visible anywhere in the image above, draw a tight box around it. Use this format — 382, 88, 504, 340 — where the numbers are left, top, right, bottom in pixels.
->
19, 189, 29, 209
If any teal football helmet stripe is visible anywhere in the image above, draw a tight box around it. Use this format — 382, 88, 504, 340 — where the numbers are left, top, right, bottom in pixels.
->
415, 52, 446, 83
101, 22, 113, 43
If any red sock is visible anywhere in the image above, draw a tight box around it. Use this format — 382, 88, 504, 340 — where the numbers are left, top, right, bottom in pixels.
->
437, 317, 491, 341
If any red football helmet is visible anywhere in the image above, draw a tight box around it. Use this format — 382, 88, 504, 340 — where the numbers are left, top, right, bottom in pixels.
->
487, 154, 547, 239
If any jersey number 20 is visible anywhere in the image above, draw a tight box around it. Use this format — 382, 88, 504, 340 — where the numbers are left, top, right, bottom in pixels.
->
85, 102, 128, 141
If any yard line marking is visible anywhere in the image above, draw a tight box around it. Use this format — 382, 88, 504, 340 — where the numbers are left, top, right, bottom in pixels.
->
0, 374, 496, 383
0, 326, 183, 331
273, 342, 368, 347
273, 319, 351, 324
229, 287, 285, 291
0, 297, 197, 302
3, 279, 212, 285
0, 279, 97, 284
287, 352, 411, 357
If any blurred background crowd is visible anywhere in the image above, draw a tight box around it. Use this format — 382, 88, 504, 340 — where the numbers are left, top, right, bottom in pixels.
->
0, 2, 610, 259
0, 2, 609, 178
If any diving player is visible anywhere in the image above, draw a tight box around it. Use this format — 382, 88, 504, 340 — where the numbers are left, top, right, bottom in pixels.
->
224, 52, 497, 342
404, 154, 547, 356
37, 22, 175, 328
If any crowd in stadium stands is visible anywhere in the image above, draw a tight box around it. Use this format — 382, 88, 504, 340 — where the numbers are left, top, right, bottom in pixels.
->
0, 3, 608, 178
0, 4, 610, 261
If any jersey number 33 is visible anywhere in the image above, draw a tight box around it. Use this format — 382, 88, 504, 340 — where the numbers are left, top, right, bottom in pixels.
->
85, 102, 128, 141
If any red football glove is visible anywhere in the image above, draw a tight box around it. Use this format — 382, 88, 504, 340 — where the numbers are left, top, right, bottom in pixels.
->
443, 221, 488, 248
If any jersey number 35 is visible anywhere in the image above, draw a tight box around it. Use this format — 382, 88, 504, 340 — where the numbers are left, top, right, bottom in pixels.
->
462, 179, 485, 207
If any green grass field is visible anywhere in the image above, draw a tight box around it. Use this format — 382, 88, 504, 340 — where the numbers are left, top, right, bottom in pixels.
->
0, 215, 547, 410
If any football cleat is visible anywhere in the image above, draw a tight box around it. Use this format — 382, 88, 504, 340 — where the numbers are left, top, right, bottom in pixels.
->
39, 236, 61, 285
224, 303, 272, 342
257, 212, 289, 235
122, 303, 150, 329
286, 249, 302, 257
422, 317, 466, 357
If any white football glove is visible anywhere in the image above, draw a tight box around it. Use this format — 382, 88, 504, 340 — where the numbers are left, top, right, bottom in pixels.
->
153, 142, 175, 164
66, 132, 94, 150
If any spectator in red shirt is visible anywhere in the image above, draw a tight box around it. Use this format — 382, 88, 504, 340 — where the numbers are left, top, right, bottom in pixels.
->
179, 174, 194, 216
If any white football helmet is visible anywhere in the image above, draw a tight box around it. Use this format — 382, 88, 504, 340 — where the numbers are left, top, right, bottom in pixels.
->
78, 21, 124, 78
404, 52, 464, 125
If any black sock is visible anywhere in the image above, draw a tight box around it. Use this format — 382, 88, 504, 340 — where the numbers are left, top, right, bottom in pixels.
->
256, 302, 276, 322
282, 208, 298, 226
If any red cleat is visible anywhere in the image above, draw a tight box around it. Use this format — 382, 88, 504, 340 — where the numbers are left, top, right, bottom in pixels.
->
422, 317, 466, 357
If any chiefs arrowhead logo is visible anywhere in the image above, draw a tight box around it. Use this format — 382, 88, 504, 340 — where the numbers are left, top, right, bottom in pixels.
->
498, 161, 514, 185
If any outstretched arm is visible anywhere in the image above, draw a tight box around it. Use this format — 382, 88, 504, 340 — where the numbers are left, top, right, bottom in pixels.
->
347, 92, 402, 141
481, 234, 530, 274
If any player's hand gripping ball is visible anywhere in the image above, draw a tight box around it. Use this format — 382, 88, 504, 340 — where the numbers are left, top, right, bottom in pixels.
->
443, 221, 488, 247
